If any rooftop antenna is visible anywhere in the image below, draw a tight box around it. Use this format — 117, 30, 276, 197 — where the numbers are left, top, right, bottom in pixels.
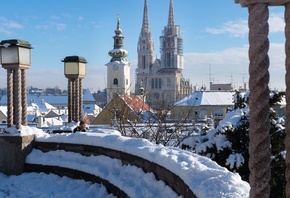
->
241, 73, 247, 90
209, 64, 214, 86
229, 72, 233, 86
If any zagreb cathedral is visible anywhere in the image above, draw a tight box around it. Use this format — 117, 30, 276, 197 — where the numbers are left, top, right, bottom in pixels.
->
135, 0, 192, 109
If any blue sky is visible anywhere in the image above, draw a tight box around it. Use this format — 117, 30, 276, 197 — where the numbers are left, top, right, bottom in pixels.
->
0, 0, 286, 91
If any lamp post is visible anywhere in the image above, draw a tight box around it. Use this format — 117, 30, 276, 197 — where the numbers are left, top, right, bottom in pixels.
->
63, 56, 86, 123
0, 39, 32, 130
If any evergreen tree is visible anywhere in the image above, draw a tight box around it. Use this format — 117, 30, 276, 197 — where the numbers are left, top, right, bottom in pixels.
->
181, 91, 286, 197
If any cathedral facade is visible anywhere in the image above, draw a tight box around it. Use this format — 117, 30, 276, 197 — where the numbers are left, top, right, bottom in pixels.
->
135, 0, 192, 109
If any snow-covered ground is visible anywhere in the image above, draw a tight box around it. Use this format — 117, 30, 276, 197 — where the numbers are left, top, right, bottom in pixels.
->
0, 125, 250, 198
0, 172, 114, 198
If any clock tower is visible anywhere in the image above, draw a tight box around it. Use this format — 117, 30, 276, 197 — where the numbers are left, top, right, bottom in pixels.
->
106, 18, 130, 104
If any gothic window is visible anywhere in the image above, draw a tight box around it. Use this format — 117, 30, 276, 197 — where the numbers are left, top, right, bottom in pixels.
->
155, 78, 158, 89
159, 78, 162, 89
113, 78, 118, 85
154, 92, 160, 99
167, 78, 171, 86
142, 55, 146, 69
166, 53, 171, 68
151, 78, 154, 89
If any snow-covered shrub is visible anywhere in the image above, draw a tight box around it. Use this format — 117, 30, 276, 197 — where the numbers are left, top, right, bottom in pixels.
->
180, 91, 286, 197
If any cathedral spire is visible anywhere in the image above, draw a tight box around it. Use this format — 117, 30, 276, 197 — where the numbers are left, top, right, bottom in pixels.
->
141, 0, 150, 34
167, 0, 175, 27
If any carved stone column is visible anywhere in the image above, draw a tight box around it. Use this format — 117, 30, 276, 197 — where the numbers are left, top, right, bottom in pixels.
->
75, 78, 80, 122
248, 4, 271, 197
21, 69, 27, 126
79, 78, 83, 120
67, 79, 72, 123
285, 3, 290, 197
63, 56, 86, 123
14, 69, 22, 130
235, 1, 271, 197
7, 69, 13, 127
72, 79, 76, 122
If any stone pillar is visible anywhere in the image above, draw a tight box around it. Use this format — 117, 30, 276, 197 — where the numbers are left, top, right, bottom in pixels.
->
63, 56, 86, 123
248, 4, 271, 197
67, 79, 72, 123
235, 1, 271, 197
0, 135, 34, 175
79, 78, 83, 120
285, 3, 290, 198
72, 79, 77, 122
21, 69, 27, 126
14, 68, 22, 130
75, 78, 80, 121
7, 69, 13, 127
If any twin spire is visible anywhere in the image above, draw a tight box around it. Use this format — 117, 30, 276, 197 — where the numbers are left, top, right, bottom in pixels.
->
141, 0, 175, 34
141, 0, 150, 34
168, 0, 175, 27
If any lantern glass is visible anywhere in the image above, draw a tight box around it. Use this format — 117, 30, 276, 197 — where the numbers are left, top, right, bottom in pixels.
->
1, 47, 18, 64
19, 47, 31, 65
65, 62, 78, 75
78, 62, 86, 76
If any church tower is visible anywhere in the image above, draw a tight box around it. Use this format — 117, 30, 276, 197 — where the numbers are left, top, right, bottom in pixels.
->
106, 18, 130, 104
160, 0, 183, 70
136, 0, 155, 94
136, 0, 192, 109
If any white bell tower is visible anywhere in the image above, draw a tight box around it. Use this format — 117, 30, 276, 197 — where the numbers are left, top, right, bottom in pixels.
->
106, 18, 130, 104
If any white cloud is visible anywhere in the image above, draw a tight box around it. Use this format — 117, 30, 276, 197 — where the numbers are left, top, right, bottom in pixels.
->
268, 13, 285, 33
206, 12, 285, 37
0, 44, 285, 92
0, 17, 23, 35
205, 19, 248, 37
183, 43, 286, 91
56, 23, 66, 31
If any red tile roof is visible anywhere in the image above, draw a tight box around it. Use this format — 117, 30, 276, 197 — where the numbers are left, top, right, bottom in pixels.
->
121, 95, 152, 113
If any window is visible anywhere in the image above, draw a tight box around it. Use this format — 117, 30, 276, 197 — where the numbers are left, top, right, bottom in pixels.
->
214, 110, 223, 117
113, 78, 118, 85
167, 78, 171, 87
166, 52, 171, 67
142, 55, 146, 69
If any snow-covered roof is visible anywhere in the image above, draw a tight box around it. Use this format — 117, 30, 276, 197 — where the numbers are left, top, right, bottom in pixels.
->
83, 103, 102, 114
83, 88, 96, 102
0, 95, 68, 106
174, 91, 235, 106
0, 106, 7, 116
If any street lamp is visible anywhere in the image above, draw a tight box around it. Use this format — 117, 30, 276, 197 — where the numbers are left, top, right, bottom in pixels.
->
62, 56, 87, 123
0, 39, 31, 69
63, 55, 86, 79
0, 39, 32, 130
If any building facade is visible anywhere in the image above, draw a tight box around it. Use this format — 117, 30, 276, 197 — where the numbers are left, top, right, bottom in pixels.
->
106, 18, 130, 104
135, 0, 192, 109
